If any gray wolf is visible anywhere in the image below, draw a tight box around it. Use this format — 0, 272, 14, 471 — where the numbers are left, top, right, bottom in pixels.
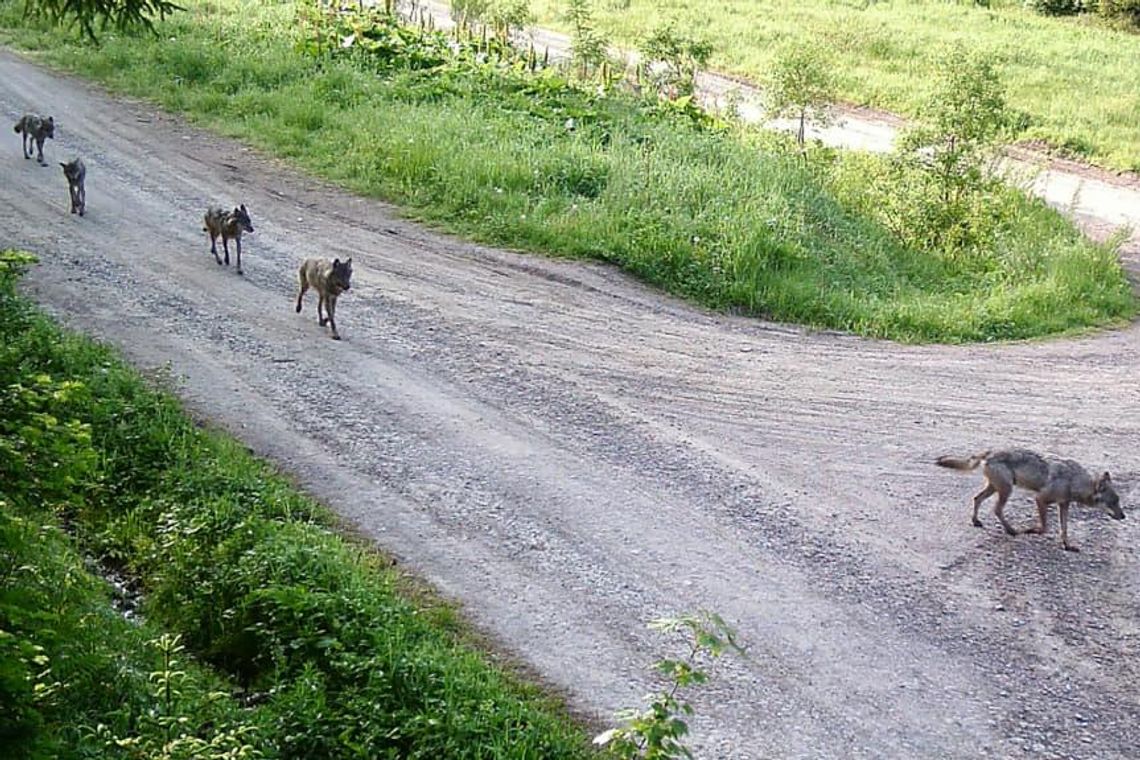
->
60, 158, 86, 216
295, 257, 353, 340
203, 204, 254, 275
14, 114, 55, 164
936, 448, 1123, 552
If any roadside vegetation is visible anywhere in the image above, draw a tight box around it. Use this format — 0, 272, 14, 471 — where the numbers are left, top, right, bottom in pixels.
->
0, 250, 596, 758
527, 0, 1140, 171
1, 0, 1132, 342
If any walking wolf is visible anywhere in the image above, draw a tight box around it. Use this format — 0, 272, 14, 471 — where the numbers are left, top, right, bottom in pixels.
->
14, 114, 54, 165
937, 449, 1123, 552
60, 158, 86, 216
295, 257, 353, 340
203, 204, 254, 275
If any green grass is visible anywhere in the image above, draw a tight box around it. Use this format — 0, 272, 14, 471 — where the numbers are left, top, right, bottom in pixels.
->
0, 0, 1134, 342
0, 251, 596, 758
528, 0, 1140, 171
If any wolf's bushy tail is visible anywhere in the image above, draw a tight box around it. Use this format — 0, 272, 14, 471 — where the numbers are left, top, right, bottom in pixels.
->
935, 452, 989, 471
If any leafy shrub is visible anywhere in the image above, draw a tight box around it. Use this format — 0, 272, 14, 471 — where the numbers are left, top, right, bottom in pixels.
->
1098, 0, 1140, 25
596, 612, 744, 759
637, 23, 713, 99
565, 0, 613, 78
878, 47, 1017, 253
1024, 0, 1091, 16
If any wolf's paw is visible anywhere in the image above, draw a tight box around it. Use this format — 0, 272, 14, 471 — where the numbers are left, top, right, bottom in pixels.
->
1063, 544, 1080, 553
331, 334, 342, 341
1002, 525, 1017, 536
971, 518, 983, 528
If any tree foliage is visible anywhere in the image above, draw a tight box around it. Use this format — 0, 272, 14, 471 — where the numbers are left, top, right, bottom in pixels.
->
898, 46, 1013, 207
766, 42, 838, 147
23, 0, 182, 41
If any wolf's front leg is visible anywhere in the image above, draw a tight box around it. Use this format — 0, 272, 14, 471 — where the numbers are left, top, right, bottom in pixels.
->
1020, 496, 1048, 536
1058, 503, 1078, 552
327, 297, 340, 340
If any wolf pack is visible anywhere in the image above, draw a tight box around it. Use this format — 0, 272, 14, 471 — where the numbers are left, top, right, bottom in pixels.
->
13, 113, 1128, 552
14, 111, 354, 341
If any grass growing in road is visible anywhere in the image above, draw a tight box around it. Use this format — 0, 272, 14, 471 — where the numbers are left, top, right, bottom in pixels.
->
527, 0, 1140, 171
0, 251, 595, 758
0, 0, 1134, 343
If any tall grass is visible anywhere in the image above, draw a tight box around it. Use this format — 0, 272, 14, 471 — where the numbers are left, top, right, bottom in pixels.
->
0, 0, 1133, 342
528, 0, 1140, 171
0, 252, 595, 758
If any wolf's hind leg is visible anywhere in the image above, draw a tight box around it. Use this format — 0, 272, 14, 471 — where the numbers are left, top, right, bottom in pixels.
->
971, 484, 995, 527
295, 275, 309, 313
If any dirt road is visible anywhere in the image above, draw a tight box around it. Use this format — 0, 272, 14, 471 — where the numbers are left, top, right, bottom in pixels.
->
3, 50, 1140, 759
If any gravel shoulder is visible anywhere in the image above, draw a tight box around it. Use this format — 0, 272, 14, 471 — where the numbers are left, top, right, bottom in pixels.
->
3, 48, 1140, 759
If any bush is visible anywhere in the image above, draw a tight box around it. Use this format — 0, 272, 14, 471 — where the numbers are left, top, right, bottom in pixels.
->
1098, 0, 1140, 25
1024, 0, 1091, 16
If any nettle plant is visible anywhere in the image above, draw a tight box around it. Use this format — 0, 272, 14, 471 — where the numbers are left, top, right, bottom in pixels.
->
596, 612, 745, 760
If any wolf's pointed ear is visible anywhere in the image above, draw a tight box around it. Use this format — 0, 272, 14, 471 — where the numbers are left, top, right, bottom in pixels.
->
60, 162, 67, 169
1100, 471, 1112, 484
333, 258, 340, 266
240, 203, 247, 211
345, 258, 352, 265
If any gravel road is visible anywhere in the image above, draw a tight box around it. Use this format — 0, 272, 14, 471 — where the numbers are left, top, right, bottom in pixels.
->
3, 49, 1139, 759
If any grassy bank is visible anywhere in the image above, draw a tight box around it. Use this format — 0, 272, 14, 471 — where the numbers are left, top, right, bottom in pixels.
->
529, 0, 1140, 171
0, 250, 595, 758
0, 0, 1134, 342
